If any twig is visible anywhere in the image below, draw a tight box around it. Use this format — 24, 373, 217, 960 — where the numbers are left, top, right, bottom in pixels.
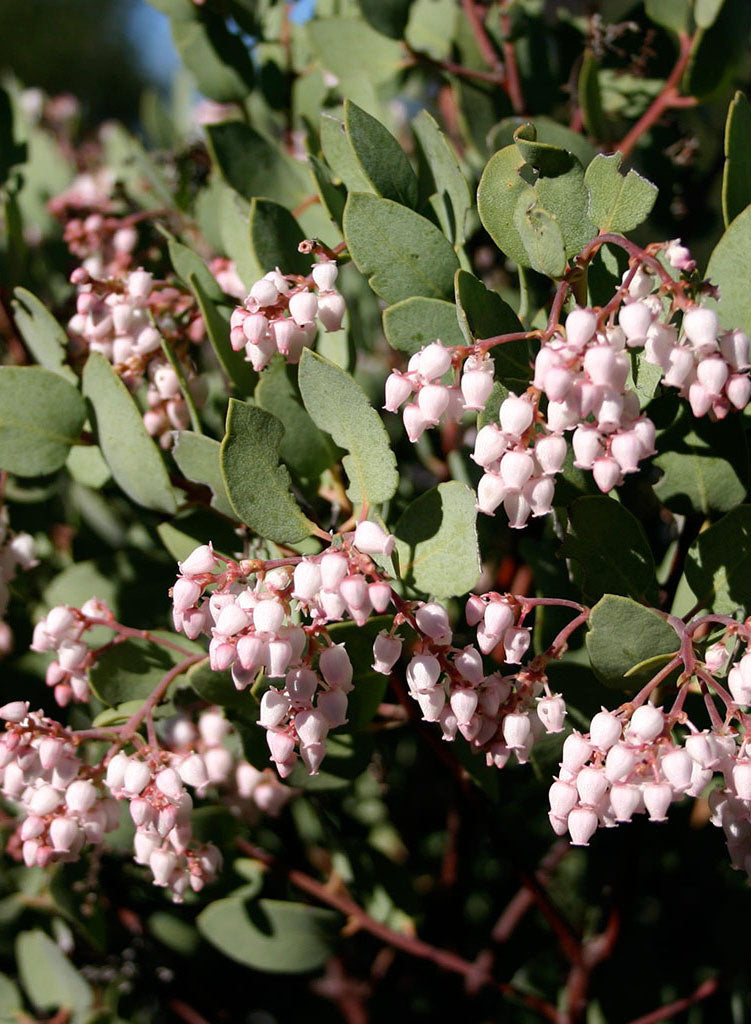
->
236, 838, 561, 1022
170, 999, 215, 1024
613, 32, 697, 161
626, 976, 720, 1024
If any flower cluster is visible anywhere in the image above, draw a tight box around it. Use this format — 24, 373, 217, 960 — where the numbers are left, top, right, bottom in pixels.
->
387, 249, 751, 529
0, 703, 120, 869
67, 266, 206, 447
30, 600, 115, 705
171, 525, 394, 776
229, 261, 345, 370
0, 508, 37, 657
105, 749, 221, 901
376, 593, 567, 767
163, 709, 294, 818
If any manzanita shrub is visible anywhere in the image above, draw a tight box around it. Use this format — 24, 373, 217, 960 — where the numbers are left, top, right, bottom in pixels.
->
3, 0, 751, 1020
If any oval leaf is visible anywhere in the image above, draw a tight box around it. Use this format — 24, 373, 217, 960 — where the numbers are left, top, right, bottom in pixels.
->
584, 153, 658, 234
220, 399, 313, 543
394, 481, 480, 598
722, 91, 751, 228
705, 203, 751, 335
345, 99, 419, 207
585, 595, 679, 690
12, 288, 76, 381
197, 895, 340, 973
382, 296, 465, 354
298, 350, 398, 506
82, 352, 177, 514
343, 192, 459, 304
685, 505, 751, 615
0, 366, 85, 477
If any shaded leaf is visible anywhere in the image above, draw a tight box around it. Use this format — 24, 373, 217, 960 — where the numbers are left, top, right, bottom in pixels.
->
412, 109, 471, 245
684, 0, 751, 100
722, 91, 751, 228
705, 203, 751, 335
90, 634, 203, 707
578, 50, 607, 139
560, 496, 659, 605
513, 196, 567, 278
198, 896, 340, 973
653, 404, 748, 516
189, 272, 257, 395
357, 0, 414, 38
685, 505, 751, 614
585, 595, 679, 690
206, 121, 310, 207
320, 114, 372, 193
255, 356, 338, 482
172, 432, 236, 518
394, 481, 480, 597
248, 198, 309, 281
345, 100, 418, 207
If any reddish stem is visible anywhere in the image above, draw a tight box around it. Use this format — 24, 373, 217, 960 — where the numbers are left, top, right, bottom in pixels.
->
613, 32, 697, 161
236, 839, 560, 1022
626, 977, 719, 1024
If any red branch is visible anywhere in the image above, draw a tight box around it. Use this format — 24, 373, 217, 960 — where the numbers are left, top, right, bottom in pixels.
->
626, 977, 720, 1024
236, 839, 561, 1022
614, 32, 697, 161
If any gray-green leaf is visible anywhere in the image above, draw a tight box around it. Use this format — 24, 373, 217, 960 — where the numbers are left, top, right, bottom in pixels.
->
345, 99, 419, 207
586, 595, 679, 690
12, 288, 76, 382
298, 349, 398, 506
0, 366, 85, 477
584, 153, 658, 234
344, 192, 459, 303
82, 353, 177, 514
383, 296, 465, 353
722, 91, 751, 228
220, 399, 312, 543
394, 481, 480, 598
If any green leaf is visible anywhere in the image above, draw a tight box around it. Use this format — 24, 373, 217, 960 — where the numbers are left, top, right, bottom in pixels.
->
0, 367, 85, 477
171, 10, 255, 103
187, 660, 257, 721
357, 0, 414, 37
695, 0, 725, 28
12, 288, 76, 382
722, 91, 751, 228
308, 18, 404, 86
248, 198, 309, 281
584, 153, 658, 234
66, 445, 111, 489
513, 196, 567, 278
0, 973, 21, 1017
585, 595, 680, 690
82, 353, 177, 514
206, 121, 310, 207
345, 100, 418, 207
298, 349, 399, 506
578, 50, 607, 139
16, 930, 93, 1022
149, 913, 200, 956
172, 431, 236, 518
309, 153, 347, 228
165, 233, 225, 303
157, 510, 239, 563
320, 114, 372, 194
382, 296, 464, 353
394, 481, 480, 598
653, 405, 749, 516
198, 895, 340, 972
477, 144, 534, 266
220, 399, 312, 543
705, 204, 751, 334
412, 109, 471, 245
684, 0, 751, 100
685, 505, 751, 614
344, 192, 459, 303
487, 116, 597, 170
454, 270, 531, 382
644, 0, 692, 33
89, 634, 203, 707
255, 356, 338, 482
560, 496, 659, 605
189, 272, 257, 395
